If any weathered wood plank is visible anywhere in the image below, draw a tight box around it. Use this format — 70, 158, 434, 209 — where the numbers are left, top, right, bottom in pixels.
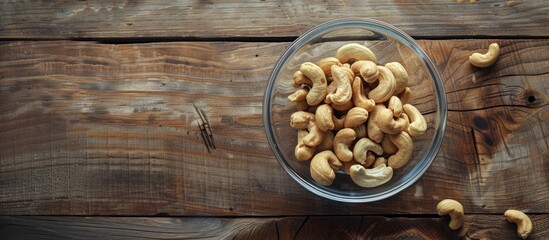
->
0, 39, 548, 215
1, 1, 548, 39
1, 215, 548, 239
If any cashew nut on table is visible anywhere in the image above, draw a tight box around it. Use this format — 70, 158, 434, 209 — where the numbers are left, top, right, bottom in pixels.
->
288, 43, 427, 187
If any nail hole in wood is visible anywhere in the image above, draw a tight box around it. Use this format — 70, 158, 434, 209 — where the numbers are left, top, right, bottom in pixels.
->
528, 95, 536, 103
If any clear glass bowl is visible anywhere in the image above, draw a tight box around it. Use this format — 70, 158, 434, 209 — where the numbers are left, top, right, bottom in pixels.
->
263, 18, 447, 202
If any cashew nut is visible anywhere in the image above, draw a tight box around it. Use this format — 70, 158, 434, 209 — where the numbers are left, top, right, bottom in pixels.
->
336, 43, 377, 64
290, 111, 315, 130
288, 88, 309, 102
388, 96, 403, 117
292, 70, 312, 88
295, 130, 315, 161
505, 209, 533, 240
310, 150, 342, 186
351, 76, 375, 112
343, 107, 369, 128
469, 43, 500, 68
375, 105, 407, 135
353, 137, 383, 166
385, 62, 409, 95
316, 130, 335, 152
326, 65, 352, 105
352, 123, 367, 139
315, 104, 335, 132
301, 62, 328, 106
302, 121, 326, 147
342, 63, 355, 81
318, 57, 342, 77
367, 105, 385, 143
436, 199, 464, 230
403, 104, 427, 137
387, 131, 413, 169
333, 128, 356, 162
368, 66, 396, 103
351, 60, 378, 83
372, 157, 387, 168
381, 135, 398, 155
349, 163, 393, 188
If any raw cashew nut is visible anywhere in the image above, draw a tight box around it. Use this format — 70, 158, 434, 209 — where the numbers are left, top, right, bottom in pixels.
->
326, 65, 352, 105
353, 138, 383, 166
333, 128, 356, 162
469, 43, 500, 68
368, 66, 396, 103
376, 105, 407, 135
351, 76, 375, 112
437, 199, 464, 230
342, 63, 355, 82
301, 62, 328, 106
505, 209, 533, 239
385, 62, 409, 95
343, 107, 369, 128
349, 163, 393, 188
403, 104, 427, 137
336, 43, 377, 64
288, 88, 309, 102
387, 131, 413, 169
367, 105, 385, 143
290, 111, 315, 130
302, 121, 326, 147
292, 70, 313, 88
381, 135, 398, 155
310, 150, 342, 186
351, 60, 378, 83
388, 96, 403, 117
316, 130, 335, 152
372, 157, 387, 168
315, 104, 335, 131
318, 57, 342, 77
295, 130, 315, 161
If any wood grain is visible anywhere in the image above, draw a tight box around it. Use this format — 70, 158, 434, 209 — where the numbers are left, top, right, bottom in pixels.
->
1, 215, 548, 239
1, 1, 548, 39
0, 39, 548, 215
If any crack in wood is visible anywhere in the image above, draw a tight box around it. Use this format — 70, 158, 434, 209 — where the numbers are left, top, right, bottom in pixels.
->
194, 104, 216, 153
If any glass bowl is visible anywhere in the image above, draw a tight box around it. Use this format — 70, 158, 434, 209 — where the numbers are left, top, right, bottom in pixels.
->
263, 18, 447, 202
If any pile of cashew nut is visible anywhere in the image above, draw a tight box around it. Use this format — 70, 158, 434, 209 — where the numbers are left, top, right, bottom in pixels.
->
288, 43, 427, 188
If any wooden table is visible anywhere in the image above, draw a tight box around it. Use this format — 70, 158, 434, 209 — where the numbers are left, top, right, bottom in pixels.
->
1, 1, 548, 239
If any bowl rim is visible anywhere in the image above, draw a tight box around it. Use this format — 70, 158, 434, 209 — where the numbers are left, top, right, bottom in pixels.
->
263, 18, 448, 203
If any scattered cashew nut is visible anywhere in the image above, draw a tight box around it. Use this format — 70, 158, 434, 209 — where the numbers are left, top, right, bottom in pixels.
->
505, 209, 533, 240
437, 199, 464, 230
349, 163, 393, 188
469, 43, 500, 68
310, 150, 342, 186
